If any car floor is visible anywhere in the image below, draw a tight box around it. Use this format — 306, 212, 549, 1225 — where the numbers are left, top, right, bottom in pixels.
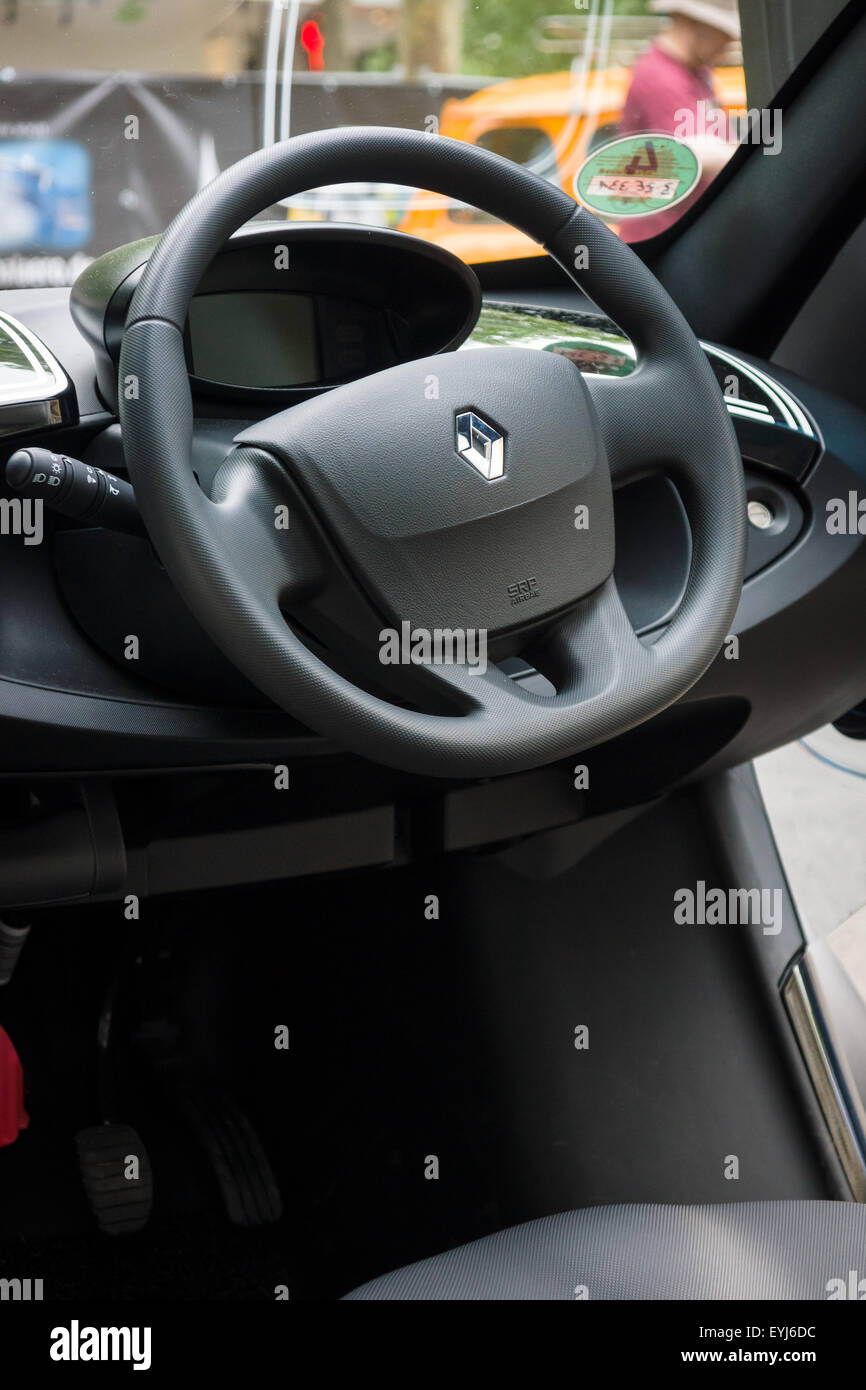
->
0, 786, 840, 1300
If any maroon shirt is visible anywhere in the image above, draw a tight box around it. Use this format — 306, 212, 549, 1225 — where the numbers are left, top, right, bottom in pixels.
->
617, 42, 720, 242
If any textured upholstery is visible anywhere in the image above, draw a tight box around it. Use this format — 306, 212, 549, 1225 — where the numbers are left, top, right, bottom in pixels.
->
344, 1201, 866, 1300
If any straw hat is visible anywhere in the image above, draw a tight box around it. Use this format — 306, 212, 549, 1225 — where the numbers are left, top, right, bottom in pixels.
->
649, 0, 741, 39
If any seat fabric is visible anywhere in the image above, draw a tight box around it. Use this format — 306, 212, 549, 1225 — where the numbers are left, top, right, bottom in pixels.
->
343, 1201, 866, 1300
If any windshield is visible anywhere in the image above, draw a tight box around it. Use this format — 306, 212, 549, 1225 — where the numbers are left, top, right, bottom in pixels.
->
0, 0, 851, 288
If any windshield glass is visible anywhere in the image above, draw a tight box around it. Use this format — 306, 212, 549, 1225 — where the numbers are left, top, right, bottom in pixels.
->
0, 0, 850, 288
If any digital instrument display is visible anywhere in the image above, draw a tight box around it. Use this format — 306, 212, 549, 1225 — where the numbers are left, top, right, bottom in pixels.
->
187, 291, 319, 388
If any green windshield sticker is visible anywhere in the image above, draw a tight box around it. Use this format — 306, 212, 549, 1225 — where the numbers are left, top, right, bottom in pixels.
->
574, 134, 702, 219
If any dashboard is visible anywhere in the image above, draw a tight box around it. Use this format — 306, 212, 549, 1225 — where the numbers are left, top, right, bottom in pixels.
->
0, 221, 864, 802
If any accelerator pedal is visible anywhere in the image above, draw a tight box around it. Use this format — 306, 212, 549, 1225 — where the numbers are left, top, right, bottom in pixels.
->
172, 1082, 282, 1228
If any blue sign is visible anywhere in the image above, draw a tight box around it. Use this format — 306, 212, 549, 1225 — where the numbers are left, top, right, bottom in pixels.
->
0, 139, 91, 251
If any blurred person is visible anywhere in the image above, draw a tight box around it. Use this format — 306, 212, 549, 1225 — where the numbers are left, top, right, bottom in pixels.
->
618, 0, 741, 242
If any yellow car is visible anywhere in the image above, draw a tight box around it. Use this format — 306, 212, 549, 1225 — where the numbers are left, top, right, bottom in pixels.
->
398, 65, 747, 263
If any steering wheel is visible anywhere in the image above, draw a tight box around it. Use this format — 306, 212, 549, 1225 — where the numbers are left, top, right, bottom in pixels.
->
118, 127, 746, 779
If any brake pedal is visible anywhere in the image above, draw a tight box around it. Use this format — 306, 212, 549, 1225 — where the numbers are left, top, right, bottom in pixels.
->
75, 1122, 153, 1236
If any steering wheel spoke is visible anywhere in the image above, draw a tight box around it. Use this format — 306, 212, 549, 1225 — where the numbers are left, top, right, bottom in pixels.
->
412, 649, 540, 718
385, 578, 651, 739
207, 446, 328, 615
584, 364, 687, 487
532, 578, 652, 703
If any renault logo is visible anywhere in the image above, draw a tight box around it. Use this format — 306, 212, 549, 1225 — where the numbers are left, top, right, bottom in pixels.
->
455, 411, 504, 481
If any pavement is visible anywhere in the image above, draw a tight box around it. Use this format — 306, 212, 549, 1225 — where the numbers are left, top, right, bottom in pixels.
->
756, 725, 866, 1008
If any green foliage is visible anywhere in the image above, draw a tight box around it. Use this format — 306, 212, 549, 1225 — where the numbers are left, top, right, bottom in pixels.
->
358, 42, 399, 73
462, 0, 653, 78
115, 0, 149, 21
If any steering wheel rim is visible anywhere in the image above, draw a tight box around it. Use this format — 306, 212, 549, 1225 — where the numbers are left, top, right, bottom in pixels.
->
118, 126, 746, 779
